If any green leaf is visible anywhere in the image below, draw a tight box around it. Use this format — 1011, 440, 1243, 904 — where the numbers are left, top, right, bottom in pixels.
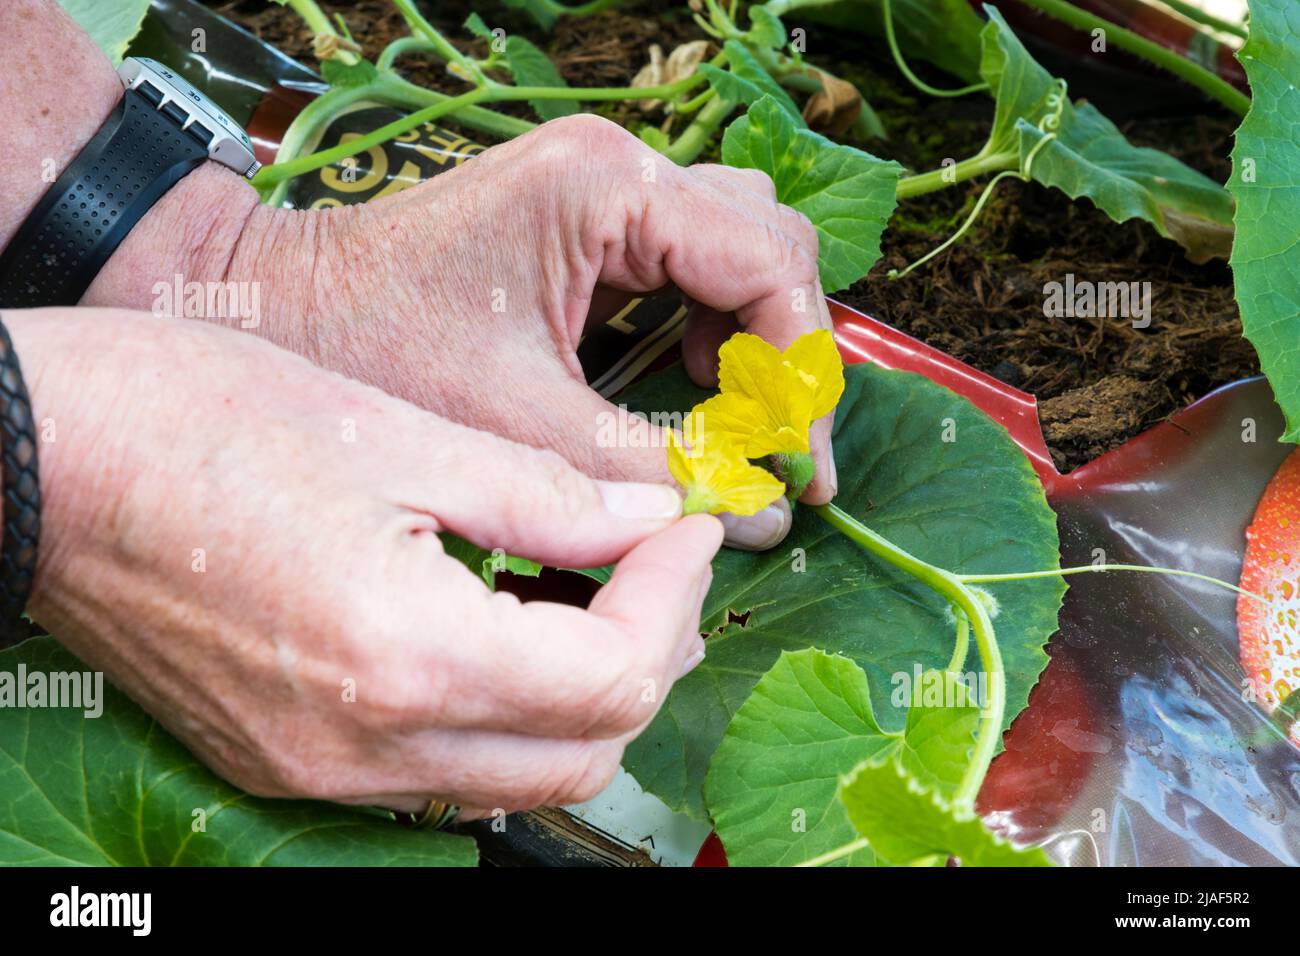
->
620, 360, 1064, 819
321, 57, 380, 89
1020, 104, 1234, 263
704, 649, 894, 866
721, 95, 902, 291
979, 7, 1234, 261
748, 6, 789, 51
503, 35, 578, 121
898, 668, 981, 797
700, 41, 805, 124
639, 127, 672, 152
978, 7, 1064, 157
793, 0, 985, 84
854, 97, 888, 141
0, 638, 477, 866
1230, 0, 1300, 440
464, 12, 493, 40
56, 0, 151, 65
502, 0, 559, 32
439, 533, 541, 589
706, 654, 994, 865
838, 754, 1051, 866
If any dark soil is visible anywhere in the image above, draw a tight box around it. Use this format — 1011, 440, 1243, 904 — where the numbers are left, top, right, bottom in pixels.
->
206, 0, 1258, 473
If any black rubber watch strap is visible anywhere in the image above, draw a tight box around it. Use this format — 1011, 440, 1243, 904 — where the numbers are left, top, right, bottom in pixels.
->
0, 87, 209, 309
0, 315, 40, 649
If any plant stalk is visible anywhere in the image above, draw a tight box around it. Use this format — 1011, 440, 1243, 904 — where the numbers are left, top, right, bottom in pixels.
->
1016, 0, 1249, 115
1155, 0, 1247, 40
284, 0, 359, 65
256, 70, 716, 189
813, 503, 1006, 809
895, 149, 1018, 200
881, 0, 989, 98
662, 94, 736, 165
958, 563, 1271, 605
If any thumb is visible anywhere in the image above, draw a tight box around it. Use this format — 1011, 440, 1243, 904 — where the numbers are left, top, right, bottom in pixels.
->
422, 418, 684, 570
544, 376, 795, 553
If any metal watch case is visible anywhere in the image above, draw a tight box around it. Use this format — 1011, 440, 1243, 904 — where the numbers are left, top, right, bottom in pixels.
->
117, 57, 261, 178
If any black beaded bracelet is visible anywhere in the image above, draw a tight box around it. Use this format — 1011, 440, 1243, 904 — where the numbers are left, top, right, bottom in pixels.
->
0, 315, 40, 649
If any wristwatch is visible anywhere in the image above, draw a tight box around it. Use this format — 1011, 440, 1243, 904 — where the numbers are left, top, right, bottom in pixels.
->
0, 57, 261, 309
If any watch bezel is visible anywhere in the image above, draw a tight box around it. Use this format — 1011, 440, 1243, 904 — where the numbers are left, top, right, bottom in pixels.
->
117, 57, 261, 179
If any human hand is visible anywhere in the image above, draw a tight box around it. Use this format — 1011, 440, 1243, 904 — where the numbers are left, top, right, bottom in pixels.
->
92, 116, 839, 549
10, 307, 721, 814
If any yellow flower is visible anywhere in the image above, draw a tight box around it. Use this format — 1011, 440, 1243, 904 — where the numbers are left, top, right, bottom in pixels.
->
697, 330, 845, 458
667, 412, 784, 516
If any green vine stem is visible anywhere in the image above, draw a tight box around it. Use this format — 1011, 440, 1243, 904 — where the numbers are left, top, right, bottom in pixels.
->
390, 0, 483, 82
814, 503, 1005, 809
1016, 0, 1249, 115
894, 149, 1019, 200
663, 94, 737, 165
375, 35, 435, 71
881, 0, 989, 97
255, 71, 713, 191
375, 72, 537, 139
947, 609, 970, 674
889, 79, 1066, 274
890, 169, 1021, 279
256, 87, 490, 192
283, 0, 359, 65
1157, 0, 1248, 40
958, 564, 1271, 606
537, 0, 626, 16
259, 71, 539, 205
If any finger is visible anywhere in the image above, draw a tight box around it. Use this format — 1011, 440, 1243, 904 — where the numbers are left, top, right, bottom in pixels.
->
349, 732, 630, 814
681, 302, 739, 387
528, 372, 795, 550
600, 169, 839, 502
717, 494, 793, 551
522, 373, 673, 486
688, 163, 779, 206
412, 418, 681, 570
804, 410, 837, 505
398, 513, 721, 741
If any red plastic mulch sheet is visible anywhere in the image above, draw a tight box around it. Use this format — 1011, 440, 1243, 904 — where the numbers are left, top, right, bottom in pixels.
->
694, 299, 1300, 867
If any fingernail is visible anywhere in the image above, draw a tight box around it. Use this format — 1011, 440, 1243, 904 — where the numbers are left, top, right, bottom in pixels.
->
827, 447, 838, 498
597, 480, 682, 520
679, 647, 706, 678
718, 497, 792, 551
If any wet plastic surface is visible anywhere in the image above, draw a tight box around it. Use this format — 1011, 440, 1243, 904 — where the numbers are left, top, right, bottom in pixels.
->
1003, 377, 1300, 866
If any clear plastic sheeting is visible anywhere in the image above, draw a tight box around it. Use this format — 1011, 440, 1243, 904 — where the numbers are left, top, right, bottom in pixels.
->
981, 378, 1300, 866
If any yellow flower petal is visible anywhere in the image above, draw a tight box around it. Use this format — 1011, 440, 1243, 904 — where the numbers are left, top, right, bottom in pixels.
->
782, 329, 845, 420
704, 456, 786, 516
717, 333, 785, 402
666, 415, 785, 516
714, 333, 816, 456
666, 427, 696, 492
697, 392, 811, 457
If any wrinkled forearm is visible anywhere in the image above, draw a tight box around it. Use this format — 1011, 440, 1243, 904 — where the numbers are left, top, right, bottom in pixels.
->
0, 0, 123, 247
0, 0, 322, 356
